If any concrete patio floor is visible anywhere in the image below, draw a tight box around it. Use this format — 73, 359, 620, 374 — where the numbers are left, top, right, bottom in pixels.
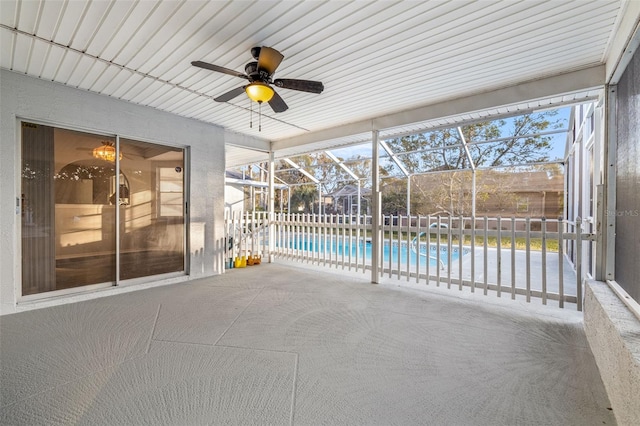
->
0, 262, 616, 425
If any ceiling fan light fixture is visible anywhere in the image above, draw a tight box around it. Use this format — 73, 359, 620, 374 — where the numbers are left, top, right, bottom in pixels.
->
93, 141, 122, 162
245, 82, 274, 103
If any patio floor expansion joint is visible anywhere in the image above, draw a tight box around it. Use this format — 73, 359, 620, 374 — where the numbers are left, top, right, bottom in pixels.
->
213, 287, 265, 346
146, 303, 161, 354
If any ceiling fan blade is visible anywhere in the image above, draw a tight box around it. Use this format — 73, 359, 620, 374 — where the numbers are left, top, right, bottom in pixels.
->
191, 61, 249, 80
273, 79, 324, 94
214, 86, 246, 102
268, 90, 288, 113
257, 47, 284, 75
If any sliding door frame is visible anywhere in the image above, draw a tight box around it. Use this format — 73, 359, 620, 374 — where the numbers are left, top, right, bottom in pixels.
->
17, 117, 189, 302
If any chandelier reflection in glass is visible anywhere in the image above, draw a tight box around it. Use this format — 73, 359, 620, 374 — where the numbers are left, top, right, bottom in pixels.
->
92, 141, 122, 162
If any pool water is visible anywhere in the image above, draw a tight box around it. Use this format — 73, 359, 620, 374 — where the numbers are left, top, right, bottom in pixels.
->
281, 238, 470, 267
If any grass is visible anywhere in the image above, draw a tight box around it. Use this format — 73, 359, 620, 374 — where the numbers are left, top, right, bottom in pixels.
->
306, 228, 560, 252
459, 235, 559, 252
386, 232, 560, 252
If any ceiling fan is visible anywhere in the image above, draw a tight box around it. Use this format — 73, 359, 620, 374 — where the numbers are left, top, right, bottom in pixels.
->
191, 46, 324, 113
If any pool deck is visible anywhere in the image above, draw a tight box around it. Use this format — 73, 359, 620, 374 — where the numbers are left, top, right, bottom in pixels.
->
1, 261, 613, 425
433, 246, 578, 304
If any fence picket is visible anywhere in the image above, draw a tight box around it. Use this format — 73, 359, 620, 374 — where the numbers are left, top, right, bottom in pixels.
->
483, 217, 488, 296
435, 216, 441, 286
458, 216, 463, 291
393, 216, 399, 279
470, 217, 476, 293
364, 217, 368, 272
406, 216, 411, 282
355, 215, 360, 272
576, 217, 583, 311
541, 217, 547, 305
526, 217, 531, 303
558, 217, 564, 308
426, 215, 431, 284
496, 216, 502, 298
348, 216, 353, 271
447, 215, 452, 289
415, 216, 421, 283
342, 215, 346, 269
511, 217, 516, 299
227, 213, 589, 310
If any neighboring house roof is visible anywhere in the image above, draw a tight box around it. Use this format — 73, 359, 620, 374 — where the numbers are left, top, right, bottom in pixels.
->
225, 170, 245, 180
325, 184, 372, 198
225, 170, 287, 189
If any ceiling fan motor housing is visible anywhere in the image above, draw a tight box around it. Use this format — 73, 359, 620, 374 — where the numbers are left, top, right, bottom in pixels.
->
245, 61, 272, 82
244, 62, 260, 80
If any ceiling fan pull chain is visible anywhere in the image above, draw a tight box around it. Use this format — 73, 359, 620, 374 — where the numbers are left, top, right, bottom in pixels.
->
250, 101, 253, 128
259, 102, 262, 132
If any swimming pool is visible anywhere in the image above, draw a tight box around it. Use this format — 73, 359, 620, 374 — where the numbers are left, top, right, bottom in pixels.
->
280, 238, 470, 268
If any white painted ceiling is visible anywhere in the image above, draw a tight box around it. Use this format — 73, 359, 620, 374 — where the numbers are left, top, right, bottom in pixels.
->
0, 0, 630, 165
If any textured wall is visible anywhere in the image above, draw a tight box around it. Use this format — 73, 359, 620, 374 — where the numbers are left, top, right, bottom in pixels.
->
0, 70, 266, 314
615, 45, 640, 303
584, 281, 640, 426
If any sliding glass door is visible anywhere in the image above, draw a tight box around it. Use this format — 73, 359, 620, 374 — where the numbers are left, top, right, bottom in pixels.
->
21, 122, 186, 297
118, 138, 185, 280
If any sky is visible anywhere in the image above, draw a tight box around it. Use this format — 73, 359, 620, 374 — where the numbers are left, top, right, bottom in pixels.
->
330, 106, 572, 167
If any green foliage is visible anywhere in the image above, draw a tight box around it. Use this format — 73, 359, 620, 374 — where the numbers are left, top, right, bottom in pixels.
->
274, 152, 373, 213
289, 184, 317, 213
381, 177, 407, 215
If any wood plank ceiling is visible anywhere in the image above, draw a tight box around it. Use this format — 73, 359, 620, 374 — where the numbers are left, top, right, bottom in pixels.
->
0, 0, 627, 165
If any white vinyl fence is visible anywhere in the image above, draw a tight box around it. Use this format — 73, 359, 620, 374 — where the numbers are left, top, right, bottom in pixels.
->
225, 212, 593, 310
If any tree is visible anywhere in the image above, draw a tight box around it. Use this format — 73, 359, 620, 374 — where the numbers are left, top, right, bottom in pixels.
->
380, 177, 407, 215
289, 184, 317, 213
272, 157, 316, 213
383, 111, 563, 216
276, 152, 373, 214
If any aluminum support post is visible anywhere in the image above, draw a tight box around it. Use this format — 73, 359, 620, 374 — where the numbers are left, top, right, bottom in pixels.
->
371, 130, 382, 283
268, 150, 275, 262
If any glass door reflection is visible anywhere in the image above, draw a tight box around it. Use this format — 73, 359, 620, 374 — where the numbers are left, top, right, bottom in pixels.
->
21, 122, 186, 297
118, 139, 185, 280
